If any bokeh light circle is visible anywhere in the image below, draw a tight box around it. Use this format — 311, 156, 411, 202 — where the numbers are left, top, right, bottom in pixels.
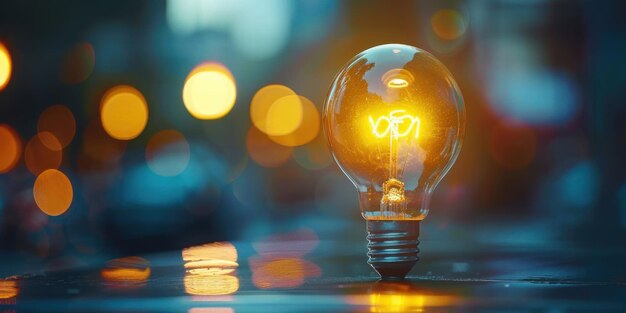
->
0, 42, 11, 91
25, 132, 63, 175
246, 127, 292, 168
183, 63, 236, 120
431, 9, 469, 40
33, 169, 73, 216
251, 85, 297, 134
269, 95, 319, 147
146, 130, 190, 176
100, 85, 149, 140
38, 105, 76, 149
0, 124, 21, 173
60, 42, 95, 84
264, 95, 303, 136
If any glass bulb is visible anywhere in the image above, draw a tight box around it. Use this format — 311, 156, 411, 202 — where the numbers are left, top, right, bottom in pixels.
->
323, 44, 465, 278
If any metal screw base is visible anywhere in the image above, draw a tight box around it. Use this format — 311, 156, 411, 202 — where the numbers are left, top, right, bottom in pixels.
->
366, 220, 420, 279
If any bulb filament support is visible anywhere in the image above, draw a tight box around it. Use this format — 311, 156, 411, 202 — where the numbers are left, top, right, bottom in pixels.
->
369, 110, 420, 218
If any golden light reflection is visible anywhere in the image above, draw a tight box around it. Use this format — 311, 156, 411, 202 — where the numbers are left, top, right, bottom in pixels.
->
250, 229, 321, 290
183, 242, 240, 296
0, 124, 21, 174
101, 256, 151, 284
183, 242, 238, 274
33, 169, 73, 216
146, 130, 190, 176
183, 62, 236, 120
250, 257, 321, 290
25, 132, 62, 175
60, 42, 95, 84
431, 9, 468, 40
246, 127, 292, 168
100, 85, 149, 140
367, 293, 457, 312
382, 69, 414, 89
38, 105, 76, 149
250, 85, 296, 135
0, 279, 18, 300
184, 273, 240, 296
0, 42, 11, 91
388, 78, 408, 88
345, 284, 459, 313
268, 95, 320, 147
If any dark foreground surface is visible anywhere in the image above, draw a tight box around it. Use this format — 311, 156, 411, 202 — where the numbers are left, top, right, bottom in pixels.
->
1, 223, 625, 313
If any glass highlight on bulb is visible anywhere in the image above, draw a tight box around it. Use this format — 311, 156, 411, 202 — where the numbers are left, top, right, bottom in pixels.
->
323, 44, 465, 279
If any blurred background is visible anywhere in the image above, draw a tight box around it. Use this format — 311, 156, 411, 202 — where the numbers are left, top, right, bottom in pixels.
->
1, 0, 626, 278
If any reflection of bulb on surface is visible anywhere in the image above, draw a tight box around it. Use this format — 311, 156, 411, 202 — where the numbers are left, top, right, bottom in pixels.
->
323, 44, 465, 279
345, 281, 460, 312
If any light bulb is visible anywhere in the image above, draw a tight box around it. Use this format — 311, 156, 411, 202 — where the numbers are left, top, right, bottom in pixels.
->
322, 44, 465, 279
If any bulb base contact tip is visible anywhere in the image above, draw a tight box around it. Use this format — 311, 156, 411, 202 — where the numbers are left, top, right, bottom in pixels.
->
366, 220, 420, 280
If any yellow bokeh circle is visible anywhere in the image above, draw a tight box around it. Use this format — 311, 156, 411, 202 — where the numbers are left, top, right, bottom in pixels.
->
250, 85, 297, 134
269, 95, 319, 147
183, 63, 236, 120
100, 85, 149, 140
0, 42, 11, 91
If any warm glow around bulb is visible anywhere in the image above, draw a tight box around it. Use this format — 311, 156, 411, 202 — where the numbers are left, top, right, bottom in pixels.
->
323, 44, 465, 222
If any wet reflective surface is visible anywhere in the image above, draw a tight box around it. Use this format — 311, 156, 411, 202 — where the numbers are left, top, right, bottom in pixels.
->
2, 225, 625, 312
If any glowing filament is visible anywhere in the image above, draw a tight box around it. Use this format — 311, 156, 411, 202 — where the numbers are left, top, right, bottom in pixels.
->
369, 110, 420, 139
